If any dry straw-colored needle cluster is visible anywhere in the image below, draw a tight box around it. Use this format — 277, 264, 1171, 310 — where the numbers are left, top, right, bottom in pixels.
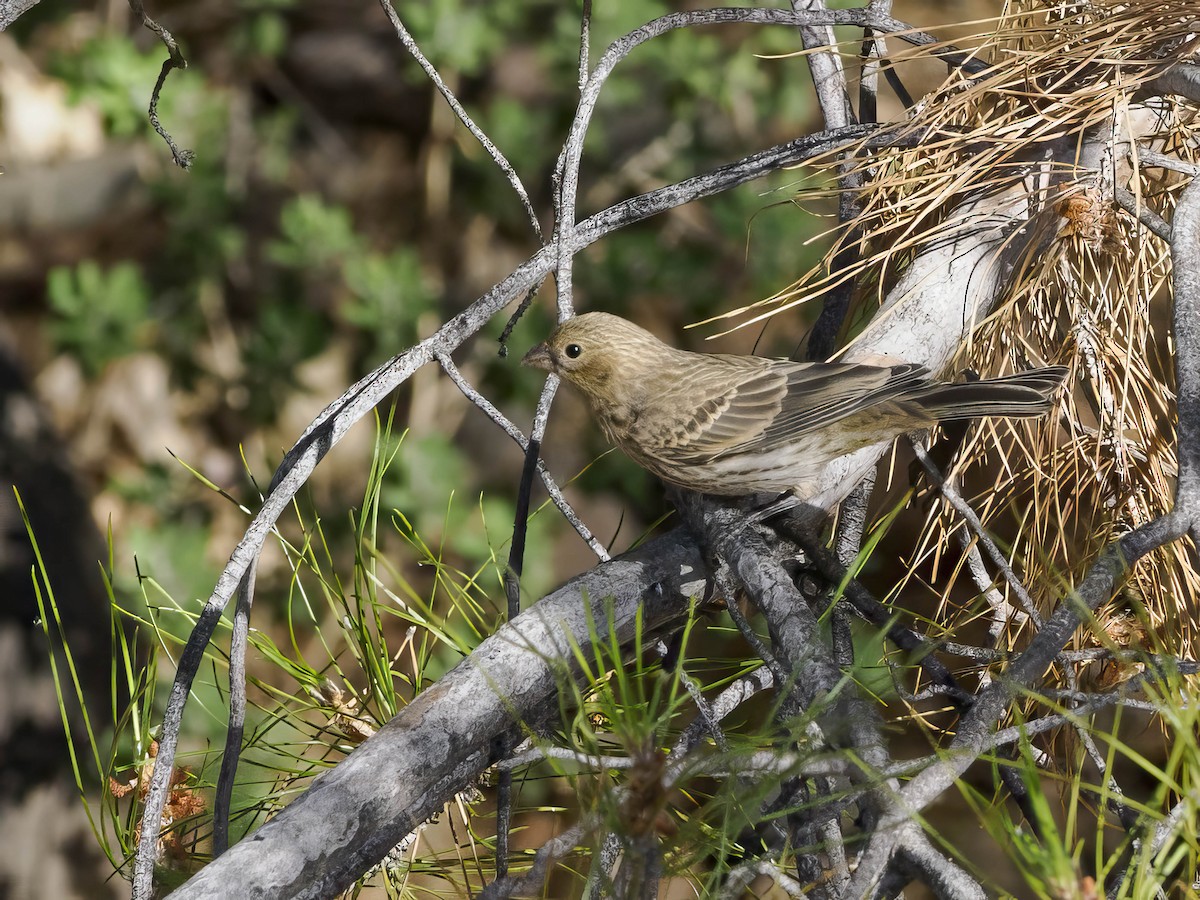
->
722, 0, 1198, 683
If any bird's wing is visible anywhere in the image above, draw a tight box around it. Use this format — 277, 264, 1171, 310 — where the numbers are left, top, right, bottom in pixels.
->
665, 359, 930, 464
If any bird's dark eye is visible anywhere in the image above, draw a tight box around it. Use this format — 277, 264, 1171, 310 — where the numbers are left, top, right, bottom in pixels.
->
565, 343, 583, 359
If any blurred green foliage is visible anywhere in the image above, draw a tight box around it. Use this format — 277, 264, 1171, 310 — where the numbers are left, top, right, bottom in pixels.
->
267, 194, 362, 270
48, 260, 151, 374
342, 249, 437, 351
232, 8, 291, 61
268, 194, 437, 360
403, 0, 525, 75
51, 34, 167, 137
41, 4, 823, 376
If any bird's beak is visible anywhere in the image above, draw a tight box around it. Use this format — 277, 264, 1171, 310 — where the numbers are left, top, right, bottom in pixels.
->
522, 342, 553, 372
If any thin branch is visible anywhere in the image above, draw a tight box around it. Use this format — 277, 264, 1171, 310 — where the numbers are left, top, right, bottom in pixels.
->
714, 562, 791, 689
1114, 185, 1171, 241
962, 536, 1028, 649
895, 827, 986, 900
436, 353, 608, 559
937, 640, 1004, 661
129, 0, 193, 169
859, 6, 885, 125
479, 822, 588, 900
577, 0, 592, 91
1150, 797, 1193, 857
911, 439, 1044, 627
843, 510, 1195, 895
496, 377, 560, 877
829, 474, 874, 667
506, 378, 561, 616
791, 0, 853, 132
212, 563, 256, 856
586, 833, 622, 900
377, 1, 543, 241
794, 0, 862, 361
134, 600, 225, 895
1073, 722, 1137, 830
671, 666, 775, 761
665, 645, 732, 755
1138, 147, 1200, 176
499, 746, 635, 771
720, 858, 809, 899
496, 318, 571, 873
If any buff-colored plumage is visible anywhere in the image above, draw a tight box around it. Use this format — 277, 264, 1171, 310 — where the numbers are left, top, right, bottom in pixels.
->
523, 312, 1066, 498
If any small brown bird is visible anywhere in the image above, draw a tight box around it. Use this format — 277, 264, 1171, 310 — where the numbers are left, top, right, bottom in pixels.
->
522, 312, 1066, 500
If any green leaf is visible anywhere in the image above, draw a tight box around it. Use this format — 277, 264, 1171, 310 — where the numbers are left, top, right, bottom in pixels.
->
47, 261, 151, 375
267, 195, 363, 270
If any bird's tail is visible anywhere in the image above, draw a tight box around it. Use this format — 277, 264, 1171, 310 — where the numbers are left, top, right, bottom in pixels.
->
915, 366, 1069, 420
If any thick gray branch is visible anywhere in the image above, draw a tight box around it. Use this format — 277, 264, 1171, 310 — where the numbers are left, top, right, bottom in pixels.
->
1148, 62, 1200, 103
168, 529, 707, 899
1171, 176, 1200, 533
791, 0, 852, 130
0, 0, 40, 30
799, 179, 1055, 512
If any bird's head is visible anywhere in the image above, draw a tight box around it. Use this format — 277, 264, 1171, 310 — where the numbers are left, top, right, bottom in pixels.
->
522, 312, 668, 400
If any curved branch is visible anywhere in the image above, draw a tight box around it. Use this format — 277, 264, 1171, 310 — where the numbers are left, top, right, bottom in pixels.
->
167, 528, 707, 899
436, 353, 608, 560
129, 0, 194, 169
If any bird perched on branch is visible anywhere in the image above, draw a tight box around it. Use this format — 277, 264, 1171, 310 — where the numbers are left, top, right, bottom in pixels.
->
523, 312, 1066, 502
